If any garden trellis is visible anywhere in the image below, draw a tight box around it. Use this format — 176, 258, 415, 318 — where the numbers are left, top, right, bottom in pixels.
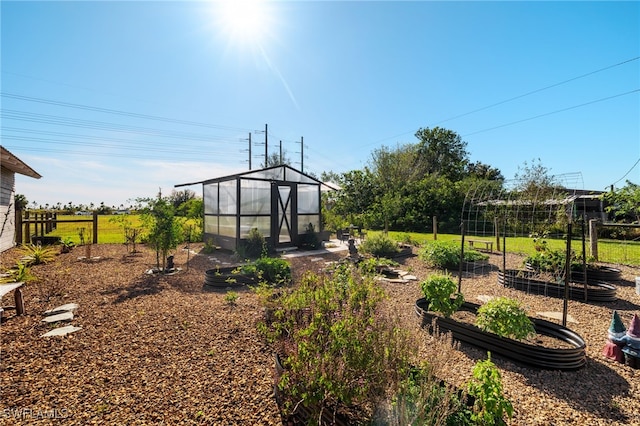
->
459, 173, 601, 325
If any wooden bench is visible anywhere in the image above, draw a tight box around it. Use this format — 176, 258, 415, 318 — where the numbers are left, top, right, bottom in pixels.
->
466, 239, 493, 252
0, 282, 25, 317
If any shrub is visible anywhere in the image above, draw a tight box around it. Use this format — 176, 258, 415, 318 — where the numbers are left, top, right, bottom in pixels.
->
475, 297, 535, 341
19, 243, 57, 266
299, 222, 321, 249
0, 262, 35, 284
359, 233, 399, 258
420, 241, 488, 270
253, 256, 291, 285
224, 291, 238, 306
265, 263, 413, 421
467, 353, 513, 425
239, 228, 266, 259
420, 274, 464, 318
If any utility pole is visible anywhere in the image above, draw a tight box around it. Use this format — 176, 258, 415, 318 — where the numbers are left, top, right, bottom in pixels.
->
279, 140, 282, 165
248, 132, 252, 170
296, 136, 304, 172
264, 123, 268, 167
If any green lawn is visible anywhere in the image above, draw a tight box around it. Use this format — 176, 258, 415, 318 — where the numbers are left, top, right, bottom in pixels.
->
38, 214, 143, 244
368, 230, 640, 266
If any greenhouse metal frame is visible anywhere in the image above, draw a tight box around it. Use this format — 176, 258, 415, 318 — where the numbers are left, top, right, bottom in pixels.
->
177, 165, 324, 251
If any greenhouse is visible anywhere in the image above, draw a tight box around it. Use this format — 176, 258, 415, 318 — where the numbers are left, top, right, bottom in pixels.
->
176, 165, 326, 251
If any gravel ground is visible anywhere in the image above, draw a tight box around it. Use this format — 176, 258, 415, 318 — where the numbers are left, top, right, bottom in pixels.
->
0, 243, 639, 425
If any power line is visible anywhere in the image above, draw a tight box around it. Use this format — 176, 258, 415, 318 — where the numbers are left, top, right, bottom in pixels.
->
463, 89, 640, 137
436, 56, 640, 126
1, 92, 250, 132
359, 56, 640, 148
610, 158, 640, 188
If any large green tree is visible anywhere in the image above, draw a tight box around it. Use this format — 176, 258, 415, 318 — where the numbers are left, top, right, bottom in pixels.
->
603, 180, 640, 223
413, 127, 469, 181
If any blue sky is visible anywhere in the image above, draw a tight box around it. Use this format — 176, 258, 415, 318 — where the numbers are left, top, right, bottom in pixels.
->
2, 1, 639, 208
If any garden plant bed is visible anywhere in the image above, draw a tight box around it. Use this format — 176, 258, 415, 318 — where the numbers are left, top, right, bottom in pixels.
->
570, 266, 622, 283
0, 244, 638, 424
203, 266, 256, 289
498, 269, 617, 302
415, 298, 587, 370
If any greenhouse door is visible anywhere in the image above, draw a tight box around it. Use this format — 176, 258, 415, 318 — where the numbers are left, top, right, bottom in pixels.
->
272, 183, 295, 247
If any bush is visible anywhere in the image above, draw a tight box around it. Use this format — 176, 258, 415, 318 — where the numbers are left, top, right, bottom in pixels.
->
467, 353, 513, 425
19, 243, 57, 266
420, 274, 464, 318
239, 228, 266, 259
252, 256, 291, 285
419, 241, 488, 270
299, 222, 321, 250
0, 262, 35, 284
359, 233, 399, 258
475, 297, 535, 341
264, 263, 413, 421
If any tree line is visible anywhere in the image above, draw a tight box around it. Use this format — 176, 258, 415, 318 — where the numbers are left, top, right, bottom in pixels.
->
321, 127, 640, 234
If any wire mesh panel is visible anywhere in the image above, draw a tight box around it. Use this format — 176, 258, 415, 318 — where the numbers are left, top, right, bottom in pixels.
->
459, 173, 606, 296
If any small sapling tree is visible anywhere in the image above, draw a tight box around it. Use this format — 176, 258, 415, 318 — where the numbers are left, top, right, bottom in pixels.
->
139, 195, 182, 272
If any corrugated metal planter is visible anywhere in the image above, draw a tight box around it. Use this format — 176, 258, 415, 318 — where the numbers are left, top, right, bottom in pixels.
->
204, 267, 256, 289
499, 269, 617, 302
415, 298, 587, 370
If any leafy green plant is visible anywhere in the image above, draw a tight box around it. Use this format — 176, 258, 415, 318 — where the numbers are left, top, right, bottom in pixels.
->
0, 262, 35, 284
139, 196, 183, 271
299, 222, 321, 249
60, 236, 75, 253
420, 240, 488, 269
253, 256, 291, 285
475, 297, 535, 341
386, 362, 473, 426
265, 263, 414, 422
357, 256, 399, 276
224, 291, 238, 306
467, 353, 513, 425
239, 227, 266, 259
358, 233, 400, 258
202, 238, 217, 254
19, 243, 57, 265
420, 274, 464, 318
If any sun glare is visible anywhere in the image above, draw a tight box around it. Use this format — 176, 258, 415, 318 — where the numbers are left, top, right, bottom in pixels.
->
216, 0, 272, 46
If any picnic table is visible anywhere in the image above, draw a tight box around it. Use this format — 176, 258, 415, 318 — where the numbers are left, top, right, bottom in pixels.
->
0, 282, 25, 317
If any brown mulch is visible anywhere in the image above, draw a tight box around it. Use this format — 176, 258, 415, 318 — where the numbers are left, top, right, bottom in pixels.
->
0, 243, 639, 425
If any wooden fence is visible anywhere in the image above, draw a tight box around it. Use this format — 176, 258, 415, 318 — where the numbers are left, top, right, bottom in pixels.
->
15, 210, 98, 245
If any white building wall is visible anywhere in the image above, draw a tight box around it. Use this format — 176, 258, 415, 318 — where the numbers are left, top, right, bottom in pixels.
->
0, 167, 16, 252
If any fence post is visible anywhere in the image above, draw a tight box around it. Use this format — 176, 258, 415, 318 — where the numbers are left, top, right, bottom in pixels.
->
15, 209, 23, 244
432, 216, 438, 240
589, 219, 599, 261
93, 212, 98, 244
23, 210, 30, 244
494, 217, 501, 252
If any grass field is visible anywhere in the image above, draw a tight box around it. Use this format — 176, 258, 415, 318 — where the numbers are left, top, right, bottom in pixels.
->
27, 218, 640, 266
369, 230, 640, 266
35, 214, 144, 244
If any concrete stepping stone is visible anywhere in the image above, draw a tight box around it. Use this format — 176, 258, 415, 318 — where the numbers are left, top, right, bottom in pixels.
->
403, 275, 417, 281
41, 325, 81, 337
42, 311, 74, 323
537, 311, 578, 324
477, 295, 495, 304
44, 303, 79, 316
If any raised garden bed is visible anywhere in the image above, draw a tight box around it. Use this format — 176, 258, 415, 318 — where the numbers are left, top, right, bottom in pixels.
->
415, 297, 587, 370
204, 267, 256, 288
570, 266, 622, 283
499, 269, 617, 302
